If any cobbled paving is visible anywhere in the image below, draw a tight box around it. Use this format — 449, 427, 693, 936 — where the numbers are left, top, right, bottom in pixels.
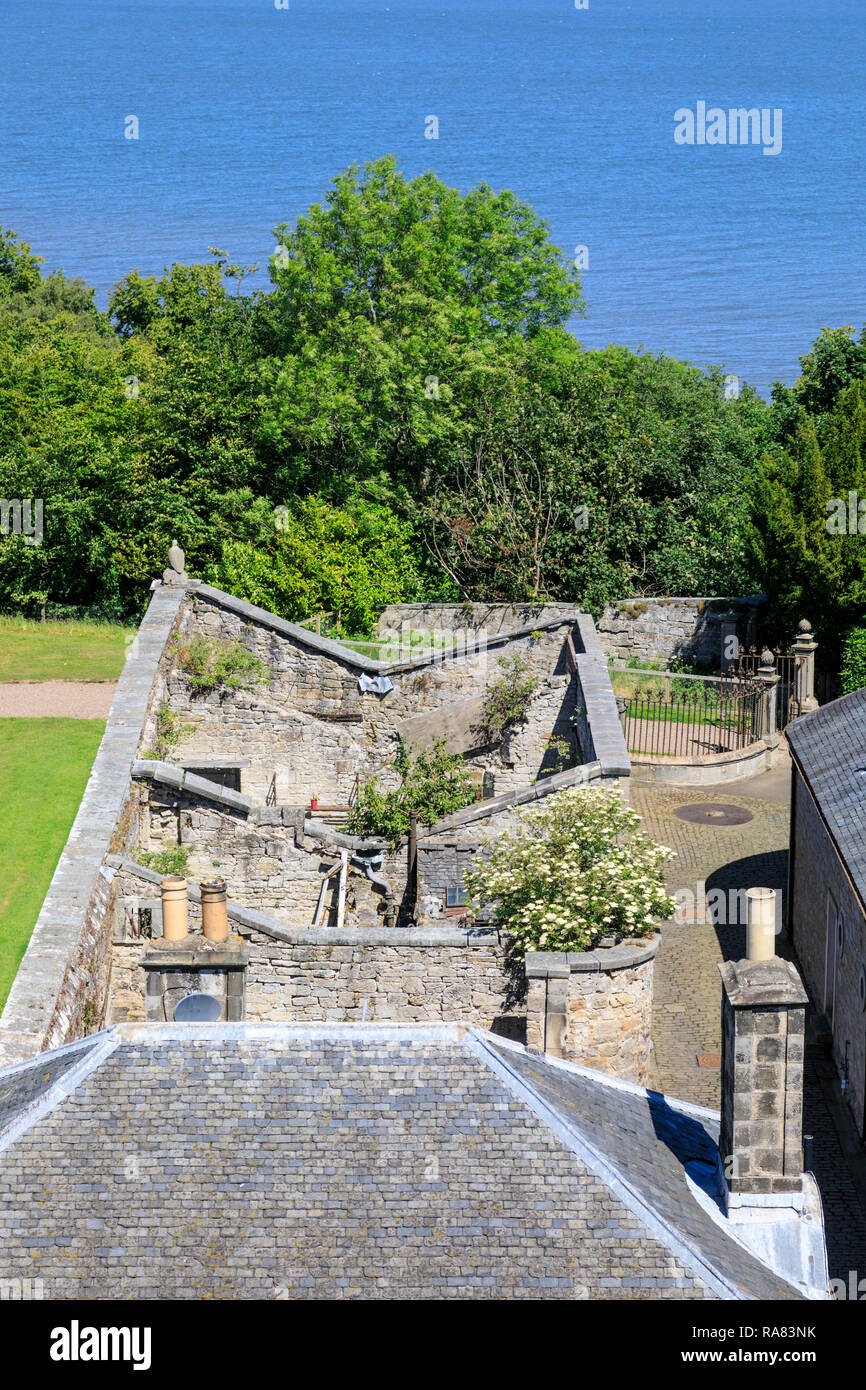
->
632, 779, 866, 1285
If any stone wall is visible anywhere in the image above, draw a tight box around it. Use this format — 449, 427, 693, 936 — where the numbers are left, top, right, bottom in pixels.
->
1, 574, 632, 1074
597, 595, 764, 669
525, 939, 659, 1084
138, 779, 407, 928
377, 601, 579, 637
107, 864, 524, 1038
167, 589, 579, 805
790, 768, 866, 1136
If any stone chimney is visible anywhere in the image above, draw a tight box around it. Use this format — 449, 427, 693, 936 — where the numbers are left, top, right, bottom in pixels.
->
718, 955, 808, 1203
139, 875, 249, 1021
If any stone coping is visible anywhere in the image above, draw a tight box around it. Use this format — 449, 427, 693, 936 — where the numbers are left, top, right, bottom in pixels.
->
131, 759, 627, 845
131, 760, 253, 814
604, 594, 766, 607
630, 739, 776, 788
719, 957, 809, 1009
300, 820, 391, 854
572, 651, 631, 772
189, 582, 582, 676
572, 613, 605, 655
0, 584, 187, 1066
525, 935, 661, 978
421, 759, 625, 836
108, 857, 503, 948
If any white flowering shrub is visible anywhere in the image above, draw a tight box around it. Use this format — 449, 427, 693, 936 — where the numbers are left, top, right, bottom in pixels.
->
463, 786, 676, 952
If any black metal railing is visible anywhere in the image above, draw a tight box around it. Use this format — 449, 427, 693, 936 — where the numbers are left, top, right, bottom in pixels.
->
725, 647, 800, 730
621, 680, 764, 758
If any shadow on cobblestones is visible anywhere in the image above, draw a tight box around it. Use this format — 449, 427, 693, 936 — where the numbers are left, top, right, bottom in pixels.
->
704, 850, 788, 961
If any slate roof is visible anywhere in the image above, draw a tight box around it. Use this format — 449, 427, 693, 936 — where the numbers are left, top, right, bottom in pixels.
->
786, 688, 866, 912
0, 1024, 804, 1301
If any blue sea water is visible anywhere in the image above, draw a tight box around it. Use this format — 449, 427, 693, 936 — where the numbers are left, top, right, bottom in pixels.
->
1, 0, 863, 396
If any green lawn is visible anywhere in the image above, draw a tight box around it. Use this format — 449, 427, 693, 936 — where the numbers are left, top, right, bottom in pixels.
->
0, 615, 136, 682
0, 719, 105, 1009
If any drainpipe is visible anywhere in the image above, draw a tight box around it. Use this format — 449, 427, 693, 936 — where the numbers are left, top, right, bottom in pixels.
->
350, 852, 396, 925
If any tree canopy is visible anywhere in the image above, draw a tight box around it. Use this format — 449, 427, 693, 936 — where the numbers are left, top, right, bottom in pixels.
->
0, 164, 857, 659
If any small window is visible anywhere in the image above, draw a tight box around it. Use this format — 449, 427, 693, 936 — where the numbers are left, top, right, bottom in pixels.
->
446, 884, 469, 908
838, 912, 846, 956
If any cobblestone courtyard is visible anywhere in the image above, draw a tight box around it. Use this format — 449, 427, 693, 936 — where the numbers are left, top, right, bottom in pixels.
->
632, 774, 866, 1285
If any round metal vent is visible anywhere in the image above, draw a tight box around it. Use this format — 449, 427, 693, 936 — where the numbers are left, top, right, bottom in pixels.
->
673, 802, 754, 826
173, 991, 222, 1022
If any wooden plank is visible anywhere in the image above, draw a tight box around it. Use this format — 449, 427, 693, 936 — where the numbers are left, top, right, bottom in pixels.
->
311, 859, 343, 928
335, 849, 348, 931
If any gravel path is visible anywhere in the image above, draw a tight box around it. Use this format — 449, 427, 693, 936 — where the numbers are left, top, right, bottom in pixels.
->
0, 681, 116, 718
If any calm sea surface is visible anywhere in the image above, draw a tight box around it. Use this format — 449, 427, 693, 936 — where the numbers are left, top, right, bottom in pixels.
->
2, 0, 864, 396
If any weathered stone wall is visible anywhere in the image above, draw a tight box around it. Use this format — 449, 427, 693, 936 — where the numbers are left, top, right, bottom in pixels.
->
564, 957, 655, 1084
166, 590, 579, 804
525, 941, 658, 1085
790, 769, 866, 1136
107, 864, 524, 1038
111, 934, 524, 1036
140, 784, 407, 928
377, 602, 579, 636
597, 595, 764, 669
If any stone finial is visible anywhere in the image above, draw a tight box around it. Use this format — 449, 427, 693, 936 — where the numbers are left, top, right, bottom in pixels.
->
760, 646, 775, 667
797, 618, 812, 635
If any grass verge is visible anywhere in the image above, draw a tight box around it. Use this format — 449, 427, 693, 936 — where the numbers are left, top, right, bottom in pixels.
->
0, 718, 105, 1010
0, 615, 136, 682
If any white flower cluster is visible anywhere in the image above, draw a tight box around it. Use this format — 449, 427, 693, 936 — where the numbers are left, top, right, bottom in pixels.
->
463, 785, 676, 952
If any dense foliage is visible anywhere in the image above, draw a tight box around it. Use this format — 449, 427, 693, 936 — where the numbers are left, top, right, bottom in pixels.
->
482, 654, 538, 744
752, 335, 866, 662
0, 161, 862, 651
344, 738, 477, 843
840, 626, 866, 695
463, 786, 676, 952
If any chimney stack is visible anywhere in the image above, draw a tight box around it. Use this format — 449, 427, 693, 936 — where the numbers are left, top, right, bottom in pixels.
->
718, 955, 808, 1202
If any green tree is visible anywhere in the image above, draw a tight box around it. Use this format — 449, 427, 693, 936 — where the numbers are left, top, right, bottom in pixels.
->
206, 494, 427, 634
752, 380, 866, 658
258, 156, 584, 497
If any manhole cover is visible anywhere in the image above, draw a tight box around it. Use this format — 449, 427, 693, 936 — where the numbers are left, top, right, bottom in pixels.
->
674, 802, 754, 826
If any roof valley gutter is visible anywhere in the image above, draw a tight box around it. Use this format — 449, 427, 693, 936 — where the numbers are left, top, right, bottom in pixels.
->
465, 1032, 796, 1302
